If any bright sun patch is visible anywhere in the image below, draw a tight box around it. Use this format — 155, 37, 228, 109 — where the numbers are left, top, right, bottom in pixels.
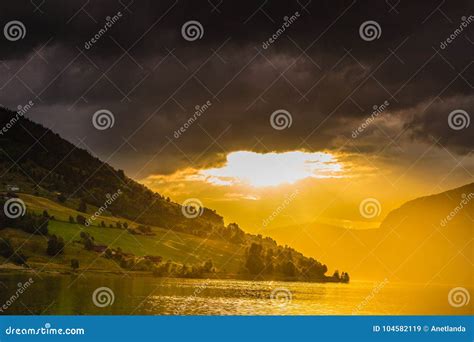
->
194, 151, 343, 187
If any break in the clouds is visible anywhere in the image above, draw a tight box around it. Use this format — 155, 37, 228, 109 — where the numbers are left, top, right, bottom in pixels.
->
0, 0, 472, 179
191, 151, 344, 187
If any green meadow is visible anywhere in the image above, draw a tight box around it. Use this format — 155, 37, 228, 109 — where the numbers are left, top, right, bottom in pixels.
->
0, 194, 244, 274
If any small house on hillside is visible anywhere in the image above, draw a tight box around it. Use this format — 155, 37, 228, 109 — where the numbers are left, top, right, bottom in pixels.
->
144, 255, 163, 263
91, 245, 108, 253
6, 185, 20, 192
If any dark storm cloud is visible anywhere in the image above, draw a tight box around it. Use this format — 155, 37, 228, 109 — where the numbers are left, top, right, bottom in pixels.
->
0, 0, 472, 176
407, 94, 474, 154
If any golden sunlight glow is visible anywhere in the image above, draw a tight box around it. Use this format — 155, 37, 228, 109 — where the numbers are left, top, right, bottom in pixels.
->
193, 151, 343, 187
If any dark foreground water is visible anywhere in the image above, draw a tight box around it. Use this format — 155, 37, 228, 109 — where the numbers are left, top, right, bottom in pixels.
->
0, 273, 471, 315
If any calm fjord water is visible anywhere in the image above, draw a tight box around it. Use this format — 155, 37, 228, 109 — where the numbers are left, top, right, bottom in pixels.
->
0, 274, 470, 315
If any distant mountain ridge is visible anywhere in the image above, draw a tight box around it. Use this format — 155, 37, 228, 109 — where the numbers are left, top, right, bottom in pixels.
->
263, 183, 473, 283
381, 182, 474, 232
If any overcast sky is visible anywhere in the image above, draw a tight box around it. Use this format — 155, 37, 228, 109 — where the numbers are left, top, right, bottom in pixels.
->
0, 0, 472, 185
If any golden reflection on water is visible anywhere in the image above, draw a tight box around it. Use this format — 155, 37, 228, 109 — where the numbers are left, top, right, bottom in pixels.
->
0, 274, 471, 315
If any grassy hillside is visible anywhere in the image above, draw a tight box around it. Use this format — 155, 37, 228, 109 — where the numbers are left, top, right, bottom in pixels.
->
47, 221, 244, 273
0, 228, 121, 273
5, 193, 245, 274
0, 107, 224, 236
1, 191, 336, 281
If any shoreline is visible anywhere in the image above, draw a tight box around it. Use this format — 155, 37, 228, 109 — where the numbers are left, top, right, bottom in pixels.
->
0, 264, 349, 284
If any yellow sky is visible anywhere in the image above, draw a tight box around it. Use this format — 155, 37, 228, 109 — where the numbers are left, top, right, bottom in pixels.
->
140, 147, 467, 234
139, 147, 473, 282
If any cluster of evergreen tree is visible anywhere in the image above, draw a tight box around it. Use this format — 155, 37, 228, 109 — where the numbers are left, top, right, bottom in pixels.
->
46, 235, 65, 256
152, 259, 215, 278
0, 199, 49, 235
0, 237, 27, 265
332, 270, 350, 283
244, 242, 347, 281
